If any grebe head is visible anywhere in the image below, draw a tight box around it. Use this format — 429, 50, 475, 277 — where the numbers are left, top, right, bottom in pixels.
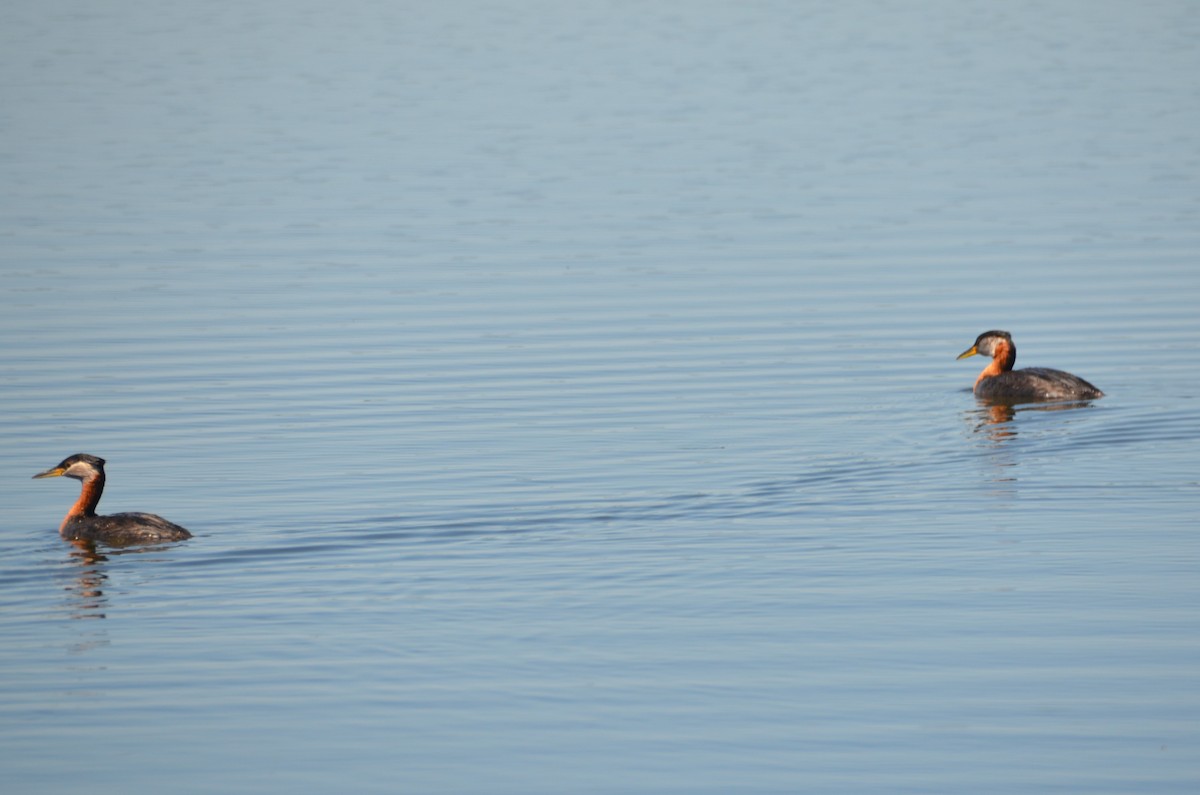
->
33, 453, 106, 482
957, 330, 1013, 361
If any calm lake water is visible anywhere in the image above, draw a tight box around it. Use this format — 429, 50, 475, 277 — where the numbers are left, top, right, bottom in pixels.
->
2, 1, 1199, 793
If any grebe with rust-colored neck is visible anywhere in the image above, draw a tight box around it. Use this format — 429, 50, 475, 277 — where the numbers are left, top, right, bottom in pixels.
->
956, 330, 1104, 404
33, 454, 191, 545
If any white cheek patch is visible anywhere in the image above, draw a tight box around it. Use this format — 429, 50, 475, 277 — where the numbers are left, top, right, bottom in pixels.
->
64, 461, 94, 478
979, 336, 1005, 357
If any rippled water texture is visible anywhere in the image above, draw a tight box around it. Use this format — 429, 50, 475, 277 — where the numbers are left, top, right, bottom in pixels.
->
2, 2, 1199, 793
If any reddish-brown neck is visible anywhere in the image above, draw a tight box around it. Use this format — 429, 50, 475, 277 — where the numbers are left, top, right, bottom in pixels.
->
976, 338, 1016, 386
68, 471, 105, 519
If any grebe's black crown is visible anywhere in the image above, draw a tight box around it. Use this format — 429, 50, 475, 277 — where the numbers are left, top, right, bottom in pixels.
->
975, 330, 1012, 345
58, 453, 106, 470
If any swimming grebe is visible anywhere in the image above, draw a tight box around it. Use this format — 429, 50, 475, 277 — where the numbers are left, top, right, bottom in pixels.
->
33, 454, 192, 545
956, 330, 1104, 403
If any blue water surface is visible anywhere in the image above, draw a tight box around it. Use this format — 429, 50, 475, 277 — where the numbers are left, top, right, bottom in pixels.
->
2, 2, 1199, 793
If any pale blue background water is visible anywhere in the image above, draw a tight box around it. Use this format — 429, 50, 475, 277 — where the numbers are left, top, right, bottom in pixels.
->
2, 1, 1199, 793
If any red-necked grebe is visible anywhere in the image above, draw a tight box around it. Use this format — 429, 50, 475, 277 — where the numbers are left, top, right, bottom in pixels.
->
956, 330, 1104, 403
33, 454, 191, 545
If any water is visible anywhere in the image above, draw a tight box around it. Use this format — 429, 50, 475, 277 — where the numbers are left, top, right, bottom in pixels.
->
2, 1, 1199, 793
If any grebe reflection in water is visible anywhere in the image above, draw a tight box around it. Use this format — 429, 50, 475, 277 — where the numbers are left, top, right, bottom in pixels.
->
33, 454, 192, 546
956, 330, 1104, 404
